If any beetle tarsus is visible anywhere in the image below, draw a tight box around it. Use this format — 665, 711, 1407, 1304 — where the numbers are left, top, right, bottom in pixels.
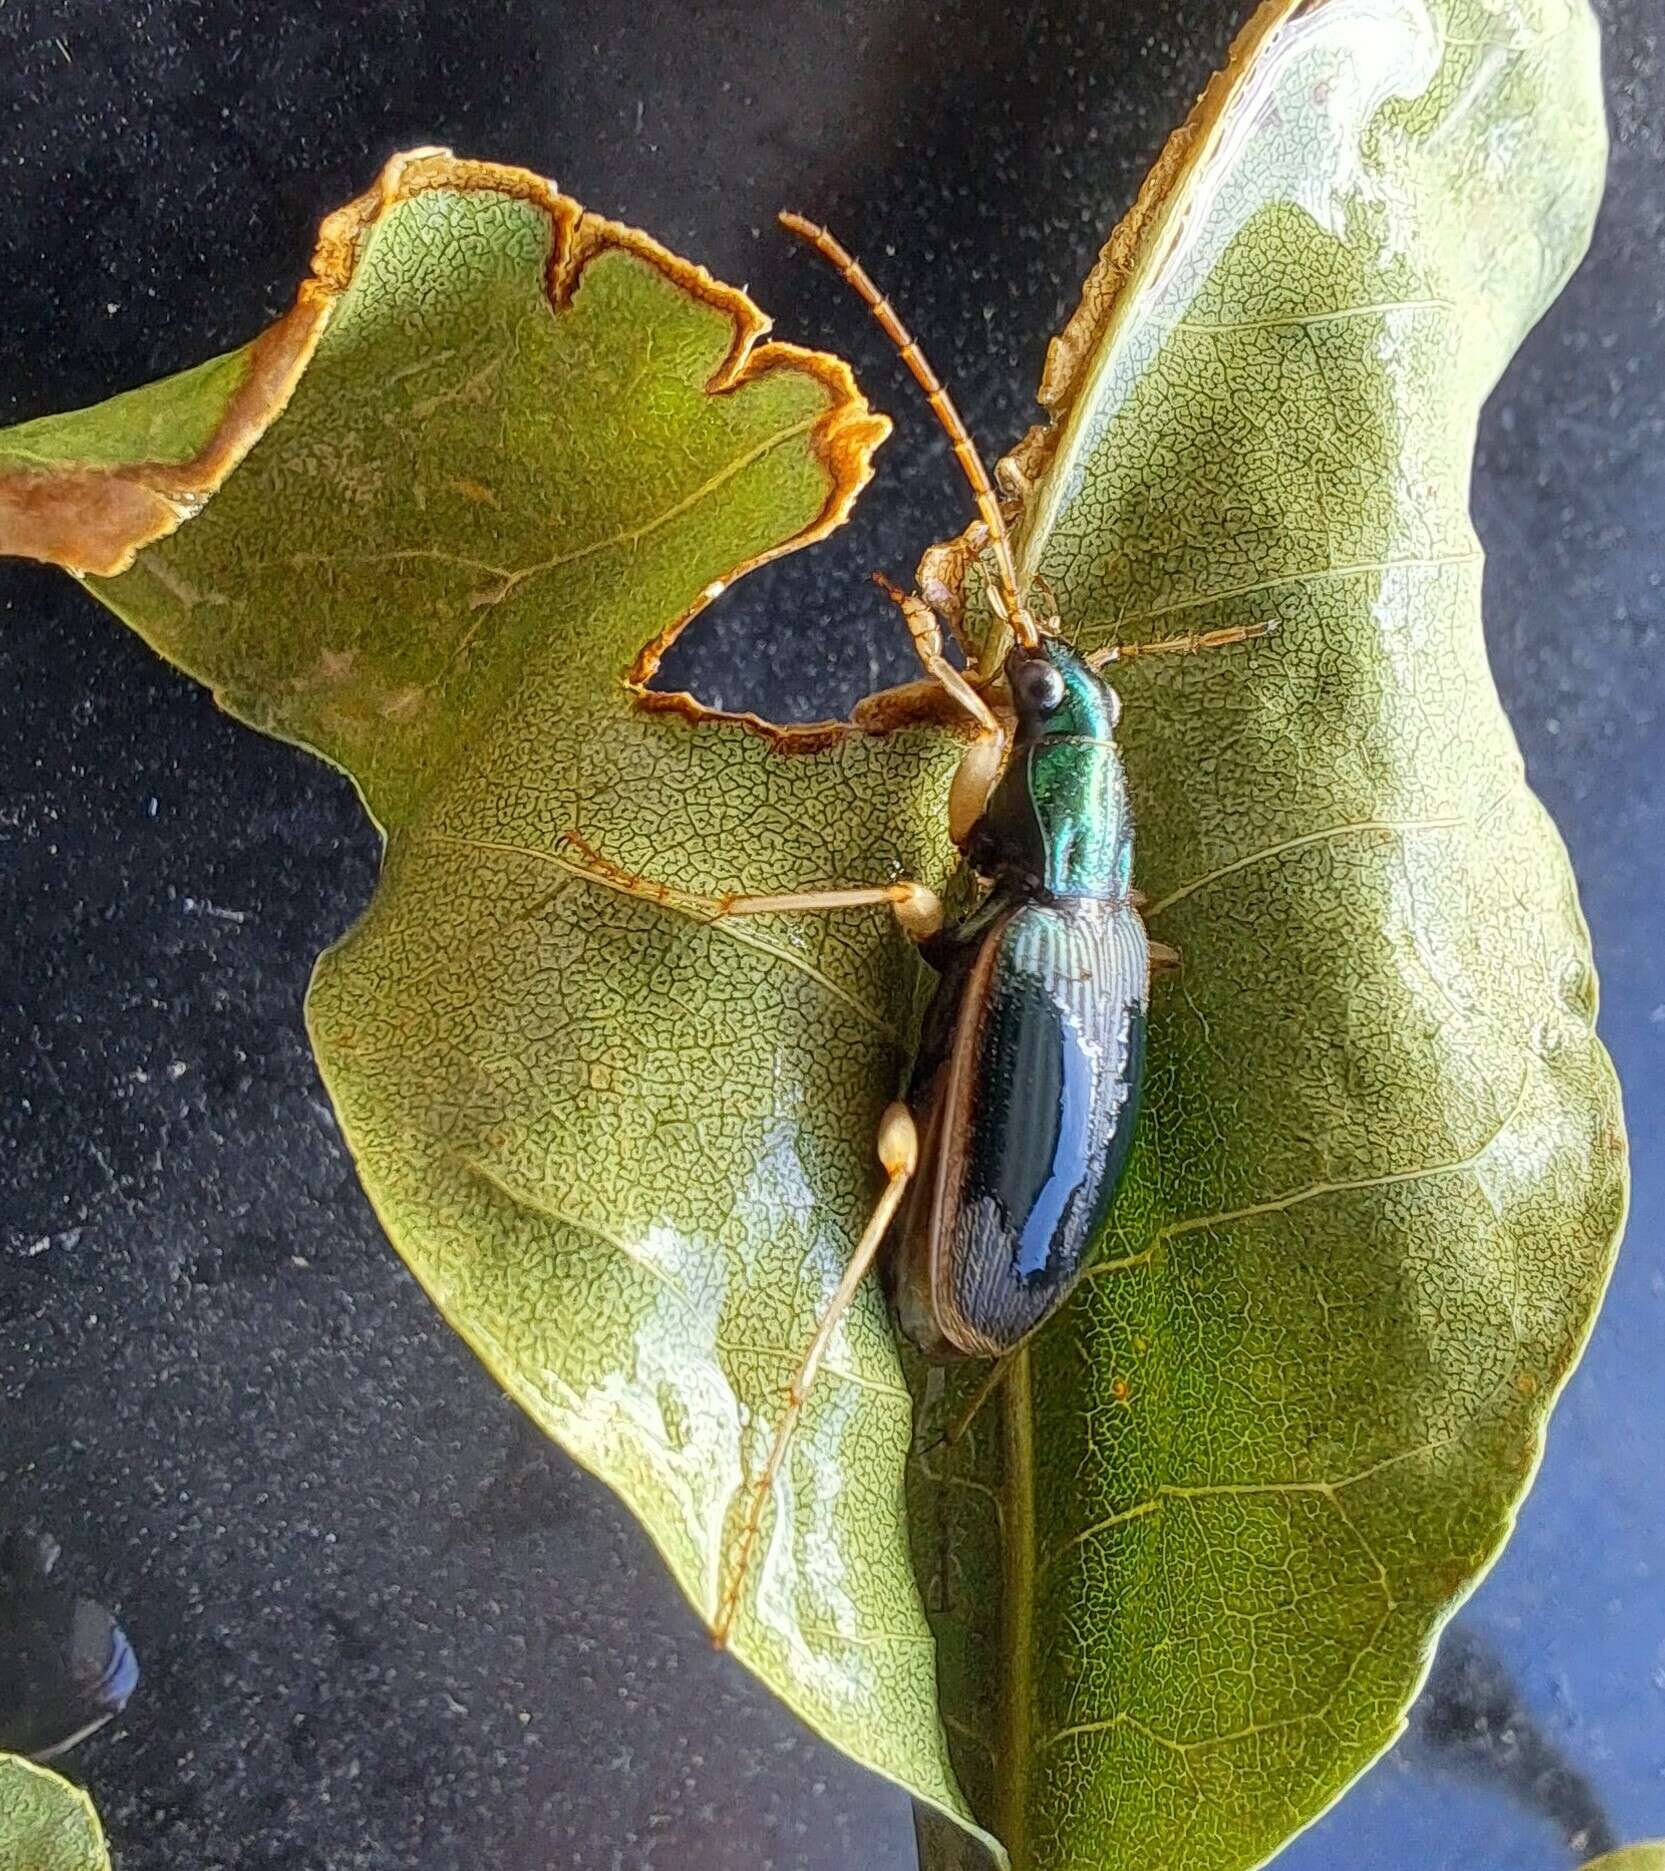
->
1088, 618, 1278, 670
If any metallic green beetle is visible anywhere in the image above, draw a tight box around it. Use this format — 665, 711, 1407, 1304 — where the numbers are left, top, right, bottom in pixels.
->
890, 634, 1148, 1362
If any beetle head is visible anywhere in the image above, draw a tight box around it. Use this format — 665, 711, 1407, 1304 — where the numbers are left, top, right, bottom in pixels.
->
1003, 637, 1121, 743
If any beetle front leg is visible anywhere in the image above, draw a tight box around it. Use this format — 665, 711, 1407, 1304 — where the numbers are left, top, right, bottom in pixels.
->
873, 573, 1001, 737
713, 1103, 918, 1648
871, 574, 1008, 846
1149, 939, 1181, 981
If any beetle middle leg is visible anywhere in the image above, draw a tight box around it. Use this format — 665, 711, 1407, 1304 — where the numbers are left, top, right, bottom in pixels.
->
713, 1102, 918, 1648
565, 568, 1007, 928
558, 828, 945, 938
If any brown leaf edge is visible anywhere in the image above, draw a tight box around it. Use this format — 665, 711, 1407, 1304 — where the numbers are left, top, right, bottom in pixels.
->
0, 293, 321, 579
0, 218, 338, 578
0, 147, 899, 721
915, 0, 1302, 654
4, 150, 996, 1845
1029, 0, 1299, 452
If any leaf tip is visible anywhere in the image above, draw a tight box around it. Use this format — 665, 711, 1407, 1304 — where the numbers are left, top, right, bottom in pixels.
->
0, 290, 327, 577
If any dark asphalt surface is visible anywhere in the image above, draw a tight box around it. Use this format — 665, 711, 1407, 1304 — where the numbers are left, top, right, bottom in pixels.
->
1, 1, 1660, 1867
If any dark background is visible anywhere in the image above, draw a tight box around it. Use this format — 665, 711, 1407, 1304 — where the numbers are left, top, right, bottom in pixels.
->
0, 2, 1659, 1867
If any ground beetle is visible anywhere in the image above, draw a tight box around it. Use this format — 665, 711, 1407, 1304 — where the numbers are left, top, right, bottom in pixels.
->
585, 217, 1269, 1640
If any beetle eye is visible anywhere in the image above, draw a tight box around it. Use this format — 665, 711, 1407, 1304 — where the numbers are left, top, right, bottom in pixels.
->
1012, 658, 1066, 716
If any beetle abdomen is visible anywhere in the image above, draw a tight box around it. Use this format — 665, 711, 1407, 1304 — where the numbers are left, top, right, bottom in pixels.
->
893, 897, 1147, 1361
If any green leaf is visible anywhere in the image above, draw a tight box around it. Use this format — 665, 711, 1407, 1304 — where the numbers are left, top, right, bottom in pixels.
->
0, 1757, 110, 1871
0, 147, 987, 1848
0, 0, 1627, 1859
1582, 1849, 1665, 1871
910, 0, 1625, 1866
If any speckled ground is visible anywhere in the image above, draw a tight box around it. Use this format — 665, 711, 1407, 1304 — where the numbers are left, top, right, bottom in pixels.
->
1, 1, 1660, 1866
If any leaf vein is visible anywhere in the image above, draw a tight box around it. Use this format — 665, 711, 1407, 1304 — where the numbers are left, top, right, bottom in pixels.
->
1174, 297, 1456, 336
450, 1149, 700, 1313
1145, 813, 1473, 916
1041, 1431, 1464, 1580
1088, 548, 1482, 637
1144, 1067, 1529, 1247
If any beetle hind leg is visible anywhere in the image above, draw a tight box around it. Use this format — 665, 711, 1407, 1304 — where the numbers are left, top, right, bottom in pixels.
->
914, 1349, 1014, 1457
712, 1103, 918, 1649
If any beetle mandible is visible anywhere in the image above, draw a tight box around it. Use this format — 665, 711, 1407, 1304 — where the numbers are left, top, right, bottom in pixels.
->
588, 216, 1271, 1642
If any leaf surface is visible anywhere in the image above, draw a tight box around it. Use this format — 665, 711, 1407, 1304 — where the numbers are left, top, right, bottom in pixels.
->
1583, 1849, 1665, 1871
910, 0, 1625, 1866
0, 148, 982, 1844
0, 1757, 110, 1871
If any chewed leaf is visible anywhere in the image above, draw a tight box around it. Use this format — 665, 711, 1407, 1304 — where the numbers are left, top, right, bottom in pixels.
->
0, 151, 992, 1850
912, 1, 1625, 1867
0, 1756, 110, 1871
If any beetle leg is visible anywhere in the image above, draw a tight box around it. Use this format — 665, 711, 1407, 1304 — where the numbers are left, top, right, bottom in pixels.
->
870, 575, 1010, 847
928, 1350, 1014, 1452
709, 881, 942, 939
1087, 618, 1277, 670
995, 453, 1032, 511
713, 1104, 918, 1648
872, 573, 1002, 736
558, 829, 943, 939
1149, 940, 1182, 981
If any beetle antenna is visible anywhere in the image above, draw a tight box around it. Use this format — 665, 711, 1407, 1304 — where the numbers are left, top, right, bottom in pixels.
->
779, 211, 1041, 652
